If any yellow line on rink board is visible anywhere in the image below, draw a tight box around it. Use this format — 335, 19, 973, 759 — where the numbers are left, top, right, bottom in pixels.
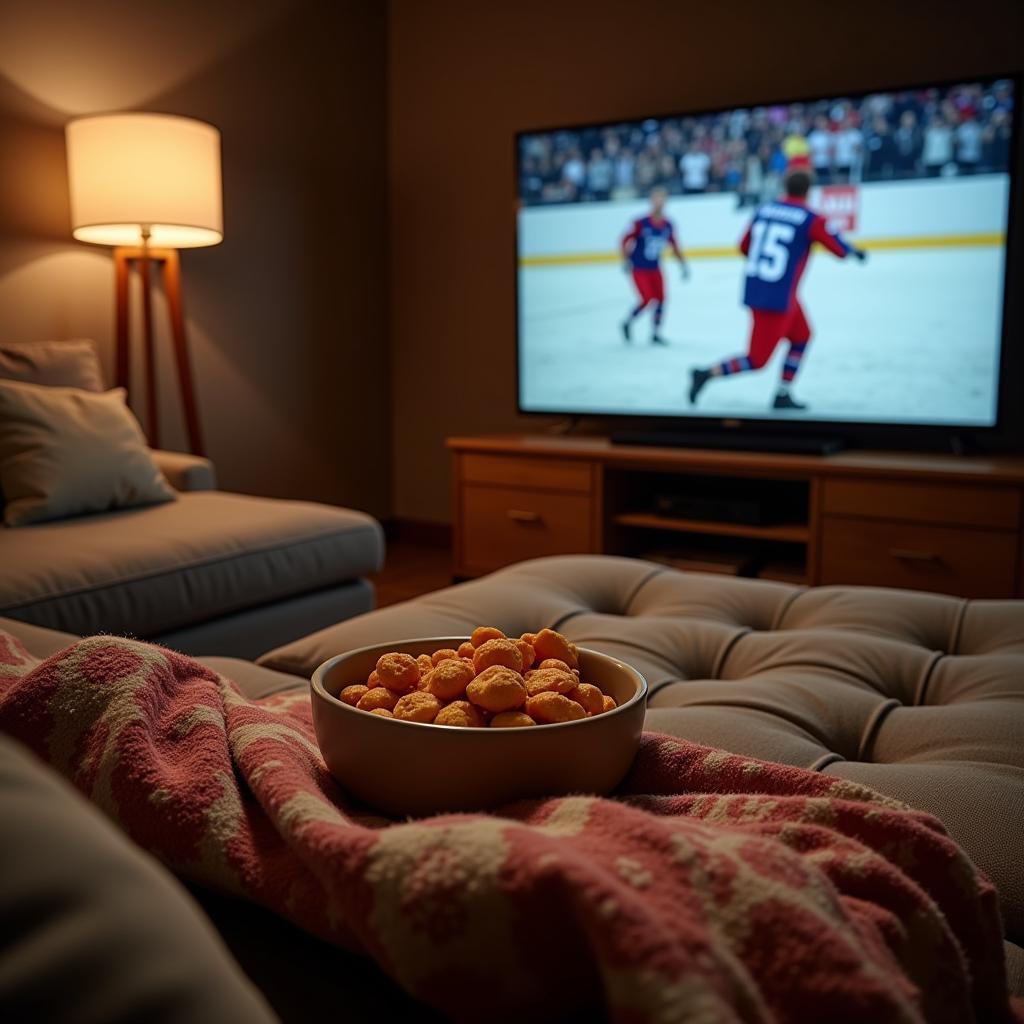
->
520, 232, 1005, 267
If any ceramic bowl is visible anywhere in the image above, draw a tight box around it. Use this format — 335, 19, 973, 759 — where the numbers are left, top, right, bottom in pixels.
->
310, 637, 647, 816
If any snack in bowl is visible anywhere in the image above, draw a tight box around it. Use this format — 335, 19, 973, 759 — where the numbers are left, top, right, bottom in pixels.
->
310, 629, 648, 815
342, 628, 621, 727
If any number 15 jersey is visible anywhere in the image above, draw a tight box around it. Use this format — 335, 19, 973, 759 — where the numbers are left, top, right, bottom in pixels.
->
741, 198, 851, 312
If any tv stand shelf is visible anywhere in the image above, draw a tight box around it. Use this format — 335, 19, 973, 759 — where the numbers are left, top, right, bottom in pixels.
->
611, 511, 810, 544
447, 434, 1024, 598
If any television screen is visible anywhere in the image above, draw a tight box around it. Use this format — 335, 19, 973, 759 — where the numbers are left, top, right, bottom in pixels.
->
516, 76, 1016, 429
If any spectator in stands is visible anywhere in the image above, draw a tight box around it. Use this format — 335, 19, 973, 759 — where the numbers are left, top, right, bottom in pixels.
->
561, 148, 586, 199
864, 116, 896, 179
658, 152, 681, 192
955, 116, 983, 174
520, 156, 544, 203
721, 141, 745, 193
586, 148, 613, 200
982, 109, 1012, 172
679, 142, 711, 193
738, 149, 764, 209
893, 110, 922, 177
634, 150, 659, 193
613, 148, 636, 198
922, 114, 954, 176
807, 115, 833, 183
833, 115, 864, 182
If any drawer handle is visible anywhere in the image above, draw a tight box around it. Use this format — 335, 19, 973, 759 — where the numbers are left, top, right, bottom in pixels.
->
507, 509, 542, 524
889, 548, 939, 563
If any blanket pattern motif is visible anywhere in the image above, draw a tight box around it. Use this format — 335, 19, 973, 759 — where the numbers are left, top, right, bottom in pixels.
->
0, 632, 1014, 1023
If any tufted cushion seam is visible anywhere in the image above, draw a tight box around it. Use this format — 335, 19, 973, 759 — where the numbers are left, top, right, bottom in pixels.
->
552, 608, 587, 633
810, 752, 846, 772
653, 694, 842, 752
647, 678, 684, 700
769, 585, 808, 631
567, 635, 694, 681
949, 597, 970, 655
619, 564, 671, 616
913, 650, 945, 707
857, 698, 902, 762
712, 627, 752, 679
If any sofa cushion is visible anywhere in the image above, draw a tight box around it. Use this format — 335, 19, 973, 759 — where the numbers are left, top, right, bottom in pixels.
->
0, 491, 383, 638
0, 617, 309, 696
151, 448, 217, 492
258, 554, 1024, 951
0, 381, 175, 526
0, 733, 277, 1024
0, 338, 103, 391
154, 580, 375, 660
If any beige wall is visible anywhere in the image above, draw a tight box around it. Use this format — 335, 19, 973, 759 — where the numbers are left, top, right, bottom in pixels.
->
0, 0, 389, 514
388, 0, 1024, 524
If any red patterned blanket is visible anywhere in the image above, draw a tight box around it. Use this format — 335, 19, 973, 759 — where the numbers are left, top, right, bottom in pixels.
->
0, 632, 1014, 1023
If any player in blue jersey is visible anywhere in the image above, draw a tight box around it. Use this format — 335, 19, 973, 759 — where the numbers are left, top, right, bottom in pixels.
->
621, 186, 690, 346
689, 168, 867, 410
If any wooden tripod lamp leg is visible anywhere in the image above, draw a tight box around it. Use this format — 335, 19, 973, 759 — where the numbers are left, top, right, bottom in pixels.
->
138, 250, 160, 450
114, 249, 131, 393
161, 251, 205, 457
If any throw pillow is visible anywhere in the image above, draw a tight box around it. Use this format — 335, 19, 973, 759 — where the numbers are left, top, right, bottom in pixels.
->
0, 339, 104, 391
0, 380, 175, 527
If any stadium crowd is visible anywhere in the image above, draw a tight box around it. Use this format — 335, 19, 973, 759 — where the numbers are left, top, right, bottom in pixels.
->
518, 80, 1014, 206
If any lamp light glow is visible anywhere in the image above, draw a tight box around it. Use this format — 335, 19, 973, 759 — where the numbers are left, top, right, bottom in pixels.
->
65, 112, 223, 248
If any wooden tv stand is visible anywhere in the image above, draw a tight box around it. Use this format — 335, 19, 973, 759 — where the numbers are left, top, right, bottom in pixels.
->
447, 435, 1024, 598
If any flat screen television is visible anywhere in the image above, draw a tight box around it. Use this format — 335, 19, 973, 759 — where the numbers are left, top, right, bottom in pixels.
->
515, 75, 1018, 444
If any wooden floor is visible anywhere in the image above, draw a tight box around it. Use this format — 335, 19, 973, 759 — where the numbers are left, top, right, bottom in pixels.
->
370, 540, 456, 608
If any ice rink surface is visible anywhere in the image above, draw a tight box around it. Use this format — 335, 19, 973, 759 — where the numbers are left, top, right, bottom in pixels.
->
518, 246, 1005, 425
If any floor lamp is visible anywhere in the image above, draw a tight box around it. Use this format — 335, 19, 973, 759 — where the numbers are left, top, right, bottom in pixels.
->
65, 113, 223, 455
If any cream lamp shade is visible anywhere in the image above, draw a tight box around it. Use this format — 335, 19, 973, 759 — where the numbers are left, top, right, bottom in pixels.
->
65, 113, 223, 248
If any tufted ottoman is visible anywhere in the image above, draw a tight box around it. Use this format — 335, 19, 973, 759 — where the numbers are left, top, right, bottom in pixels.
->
259, 554, 1024, 986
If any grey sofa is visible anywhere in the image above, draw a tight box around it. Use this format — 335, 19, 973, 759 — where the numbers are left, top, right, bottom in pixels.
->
0, 450, 384, 660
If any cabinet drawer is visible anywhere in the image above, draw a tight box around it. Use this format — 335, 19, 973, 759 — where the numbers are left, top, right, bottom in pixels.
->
460, 485, 595, 572
460, 454, 592, 493
819, 516, 1017, 597
822, 478, 1020, 529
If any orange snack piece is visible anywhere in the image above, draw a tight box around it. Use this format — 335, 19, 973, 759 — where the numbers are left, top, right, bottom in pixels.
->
471, 626, 505, 647
416, 653, 434, 676
340, 684, 368, 707
393, 691, 442, 723
520, 632, 538, 647
434, 700, 486, 728
601, 695, 618, 713
490, 711, 536, 728
532, 629, 579, 669
424, 658, 475, 701
538, 658, 571, 673
357, 686, 399, 712
466, 665, 527, 713
526, 691, 587, 724
367, 670, 380, 688
457, 641, 476, 659
431, 648, 459, 666
473, 638, 523, 675
376, 653, 420, 692
524, 667, 577, 697
516, 639, 536, 671
369, 708, 393, 718
570, 683, 604, 716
